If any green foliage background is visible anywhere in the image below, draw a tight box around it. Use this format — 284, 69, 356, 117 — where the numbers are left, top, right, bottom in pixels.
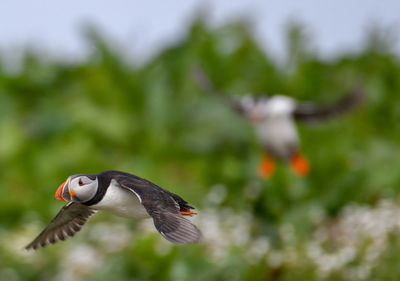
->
1, 19, 400, 281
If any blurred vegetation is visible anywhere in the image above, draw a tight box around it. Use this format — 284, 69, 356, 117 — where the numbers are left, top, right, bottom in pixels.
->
1, 18, 400, 281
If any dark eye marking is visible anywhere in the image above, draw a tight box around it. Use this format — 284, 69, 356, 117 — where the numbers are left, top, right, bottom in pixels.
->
79, 179, 84, 186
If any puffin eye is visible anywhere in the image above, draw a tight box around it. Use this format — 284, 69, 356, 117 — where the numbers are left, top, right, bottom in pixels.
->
78, 179, 84, 186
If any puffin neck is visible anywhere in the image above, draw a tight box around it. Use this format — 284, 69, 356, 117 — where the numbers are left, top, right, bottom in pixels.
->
82, 173, 112, 206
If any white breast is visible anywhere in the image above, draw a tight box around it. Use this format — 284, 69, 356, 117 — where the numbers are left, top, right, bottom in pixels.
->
254, 116, 299, 157
92, 179, 150, 219
252, 96, 299, 159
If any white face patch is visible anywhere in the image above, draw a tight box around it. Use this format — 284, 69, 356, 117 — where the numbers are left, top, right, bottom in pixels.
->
69, 176, 99, 203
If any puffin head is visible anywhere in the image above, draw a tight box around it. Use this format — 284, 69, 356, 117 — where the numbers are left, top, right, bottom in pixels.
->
249, 95, 297, 122
55, 174, 99, 203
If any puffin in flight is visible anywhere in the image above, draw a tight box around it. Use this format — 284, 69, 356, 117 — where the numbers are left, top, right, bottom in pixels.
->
25, 170, 202, 250
193, 66, 363, 178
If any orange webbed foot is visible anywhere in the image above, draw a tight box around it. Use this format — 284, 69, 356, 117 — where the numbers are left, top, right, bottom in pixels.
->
180, 209, 198, 216
290, 152, 310, 177
258, 155, 276, 178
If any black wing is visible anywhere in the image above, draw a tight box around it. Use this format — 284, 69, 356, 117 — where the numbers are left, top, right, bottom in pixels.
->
293, 85, 364, 122
192, 65, 248, 115
25, 202, 97, 250
116, 174, 202, 244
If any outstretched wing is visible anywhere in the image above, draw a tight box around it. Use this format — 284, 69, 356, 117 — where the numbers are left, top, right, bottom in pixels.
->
192, 65, 248, 115
146, 210, 202, 244
293, 85, 364, 122
116, 175, 202, 244
25, 202, 97, 250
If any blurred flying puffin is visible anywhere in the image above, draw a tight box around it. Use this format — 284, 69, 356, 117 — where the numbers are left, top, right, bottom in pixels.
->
25, 170, 202, 250
193, 66, 363, 178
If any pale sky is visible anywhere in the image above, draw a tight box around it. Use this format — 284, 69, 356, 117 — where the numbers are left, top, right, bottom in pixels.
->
0, 0, 399, 63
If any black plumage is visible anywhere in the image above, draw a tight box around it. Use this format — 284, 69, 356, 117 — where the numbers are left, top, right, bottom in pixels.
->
25, 170, 201, 250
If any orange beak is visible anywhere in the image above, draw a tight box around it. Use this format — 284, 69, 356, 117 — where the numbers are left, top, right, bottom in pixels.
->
55, 179, 68, 202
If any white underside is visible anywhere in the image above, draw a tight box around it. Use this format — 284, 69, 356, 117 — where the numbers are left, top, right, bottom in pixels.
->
254, 116, 299, 159
92, 179, 150, 219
